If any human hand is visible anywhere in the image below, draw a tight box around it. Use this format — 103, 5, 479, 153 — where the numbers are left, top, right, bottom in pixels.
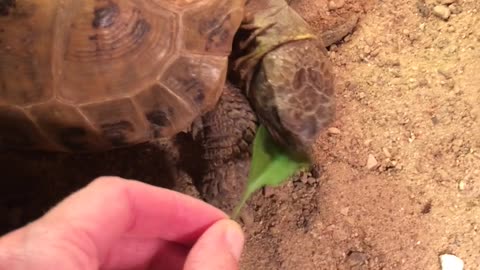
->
0, 176, 245, 270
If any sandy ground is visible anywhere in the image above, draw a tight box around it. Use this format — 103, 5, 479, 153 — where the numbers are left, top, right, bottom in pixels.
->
0, 0, 479, 269
240, 0, 480, 269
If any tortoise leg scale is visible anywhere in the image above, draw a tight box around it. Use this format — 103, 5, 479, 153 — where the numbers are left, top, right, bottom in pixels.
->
191, 82, 258, 222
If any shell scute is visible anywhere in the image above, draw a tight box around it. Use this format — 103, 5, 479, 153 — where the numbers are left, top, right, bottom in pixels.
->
0, 2, 56, 106
28, 101, 107, 151
182, 0, 244, 55
80, 98, 147, 147
133, 83, 194, 138
0, 0, 244, 151
0, 106, 51, 150
159, 54, 228, 114
59, 0, 177, 104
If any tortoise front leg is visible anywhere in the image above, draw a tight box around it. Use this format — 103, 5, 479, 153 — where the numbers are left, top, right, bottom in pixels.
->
191, 82, 258, 221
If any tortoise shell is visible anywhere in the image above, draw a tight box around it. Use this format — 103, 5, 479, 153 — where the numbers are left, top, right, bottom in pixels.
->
0, 0, 244, 152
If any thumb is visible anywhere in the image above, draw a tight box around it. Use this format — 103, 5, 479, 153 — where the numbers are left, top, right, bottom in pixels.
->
184, 219, 245, 270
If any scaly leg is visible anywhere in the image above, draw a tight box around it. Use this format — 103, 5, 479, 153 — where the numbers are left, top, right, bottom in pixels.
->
191, 82, 258, 221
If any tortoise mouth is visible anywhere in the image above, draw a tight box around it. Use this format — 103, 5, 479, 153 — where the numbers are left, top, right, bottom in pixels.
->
267, 128, 313, 162
257, 106, 315, 162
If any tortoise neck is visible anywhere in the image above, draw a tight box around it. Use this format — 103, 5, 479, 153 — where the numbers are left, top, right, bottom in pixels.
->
231, 0, 317, 97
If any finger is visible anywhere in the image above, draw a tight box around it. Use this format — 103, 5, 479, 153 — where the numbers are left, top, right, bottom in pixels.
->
102, 237, 188, 270
183, 219, 244, 270
41, 177, 227, 253
0, 226, 189, 270
0, 176, 228, 269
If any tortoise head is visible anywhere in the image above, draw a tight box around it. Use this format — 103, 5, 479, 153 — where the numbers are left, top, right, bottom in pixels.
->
236, 0, 335, 160
250, 38, 335, 161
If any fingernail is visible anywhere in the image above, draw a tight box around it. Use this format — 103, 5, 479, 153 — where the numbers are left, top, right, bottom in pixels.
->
224, 221, 245, 261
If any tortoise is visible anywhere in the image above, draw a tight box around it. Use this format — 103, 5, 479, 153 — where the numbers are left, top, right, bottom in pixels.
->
0, 0, 337, 213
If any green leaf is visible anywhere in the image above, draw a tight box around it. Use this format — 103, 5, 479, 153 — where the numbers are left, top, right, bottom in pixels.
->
231, 125, 310, 219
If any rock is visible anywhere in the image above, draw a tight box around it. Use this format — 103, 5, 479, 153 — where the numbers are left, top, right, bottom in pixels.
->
448, 4, 462, 14
433, 5, 451, 20
439, 0, 456, 4
300, 173, 309, 184
347, 251, 368, 266
239, 210, 255, 228
328, 127, 342, 135
328, 0, 345, 10
458, 180, 466, 191
310, 164, 322, 178
382, 147, 392, 158
417, 0, 430, 17
440, 254, 464, 270
445, 79, 455, 90
366, 154, 379, 170
438, 67, 453, 79
307, 177, 317, 185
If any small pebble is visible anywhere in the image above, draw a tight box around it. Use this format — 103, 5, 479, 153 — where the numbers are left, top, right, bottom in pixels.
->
439, 0, 456, 4
440, 254, 464, 270
448, 4, 462, 14
328, 127, 342, 135
307, 177, 317, 185
366, 154, 379, 170
240, 210, 254, 228
310, 164, 322, 178
438, 67, 453, 79
433, 5, 451, 20
347, 251, 368, 266
382, 147, 392, 158
328, 0, 345, 10
445, 79, 455, 90
417, 0, 430, 17
458, 180, 466, 191
300, 174, 309, 184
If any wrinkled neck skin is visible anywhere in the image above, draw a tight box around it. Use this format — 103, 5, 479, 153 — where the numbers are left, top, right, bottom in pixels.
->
244, 0, 315, 46
234, 0, 318, 91
235, 0, 319, 84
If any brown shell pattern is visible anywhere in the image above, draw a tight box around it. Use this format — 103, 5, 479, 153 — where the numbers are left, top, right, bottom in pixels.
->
0, 0, 244, 152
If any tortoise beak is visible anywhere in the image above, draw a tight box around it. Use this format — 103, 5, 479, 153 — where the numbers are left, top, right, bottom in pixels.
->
259, 108, 318, 162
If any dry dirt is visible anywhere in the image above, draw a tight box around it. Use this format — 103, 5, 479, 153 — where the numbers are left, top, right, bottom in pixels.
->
0, 0, 479, 269
240, 0, 480, 269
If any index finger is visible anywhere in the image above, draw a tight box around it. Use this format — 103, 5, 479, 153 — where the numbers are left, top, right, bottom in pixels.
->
39, 176, 228, 258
